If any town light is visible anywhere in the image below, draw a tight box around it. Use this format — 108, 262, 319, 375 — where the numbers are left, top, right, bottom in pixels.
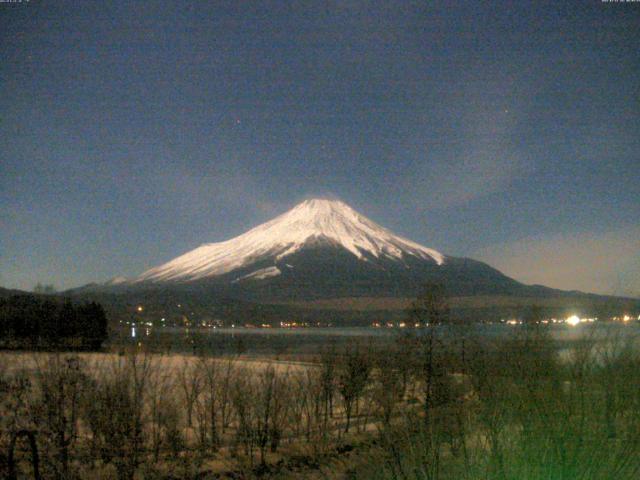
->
566, 315, 580, 326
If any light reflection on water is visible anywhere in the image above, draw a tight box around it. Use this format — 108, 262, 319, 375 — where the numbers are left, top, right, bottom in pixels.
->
127, 323, 640, 357
158, 322, 640, 343
164, 323, 640, 336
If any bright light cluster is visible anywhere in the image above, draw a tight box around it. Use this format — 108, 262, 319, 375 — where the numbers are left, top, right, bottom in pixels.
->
566, 315, 581, 326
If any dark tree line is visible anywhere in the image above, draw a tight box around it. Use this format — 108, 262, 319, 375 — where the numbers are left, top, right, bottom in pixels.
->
0, 295, 108, 350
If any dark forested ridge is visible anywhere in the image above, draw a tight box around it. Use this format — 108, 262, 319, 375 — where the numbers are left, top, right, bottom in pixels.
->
0, 294, 108, 350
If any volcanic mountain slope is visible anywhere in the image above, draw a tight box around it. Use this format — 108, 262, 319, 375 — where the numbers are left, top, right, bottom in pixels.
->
136, 198, 444, 282
123, 198, 539, 301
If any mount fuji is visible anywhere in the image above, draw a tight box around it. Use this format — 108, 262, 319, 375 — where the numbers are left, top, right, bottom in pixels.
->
70, 198, 640, 324
137, 198, 444, 283
110, 198, 536, 300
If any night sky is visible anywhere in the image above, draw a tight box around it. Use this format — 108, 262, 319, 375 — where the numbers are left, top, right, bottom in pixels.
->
2, 1, 639, 296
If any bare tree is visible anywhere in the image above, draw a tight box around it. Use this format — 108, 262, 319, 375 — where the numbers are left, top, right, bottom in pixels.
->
373, 350, 405, 427
178, 358, 202, 430
81, 350, 154, 480
319, 343, 337, 429
219, 357, 238, 434
197, 355, 221, 451
147, 360, 180, 462
32, 354, 88, 479
290, 369, 324, 445
255, 365, 277, 465
268, 368, 290, 454
337, 343, 372, 433
231, 368, 257, 466
407, 283, 451, 426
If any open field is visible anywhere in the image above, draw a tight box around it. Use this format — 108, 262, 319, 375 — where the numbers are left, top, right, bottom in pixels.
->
0, 344, 410, 479
0, 351, 314, 376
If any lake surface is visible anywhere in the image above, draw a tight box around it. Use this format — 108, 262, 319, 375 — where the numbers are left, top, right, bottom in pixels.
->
118, 322, 640, 356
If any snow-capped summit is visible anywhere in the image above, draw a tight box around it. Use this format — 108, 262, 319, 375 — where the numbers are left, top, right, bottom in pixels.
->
136, 198, 444, 283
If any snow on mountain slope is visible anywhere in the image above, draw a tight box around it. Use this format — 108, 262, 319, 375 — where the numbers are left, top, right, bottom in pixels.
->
136, 198, 445, 283
232, 266, 282, 283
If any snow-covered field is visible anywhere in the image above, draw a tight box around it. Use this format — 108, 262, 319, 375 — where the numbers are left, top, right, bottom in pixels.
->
0, 351, 315, 375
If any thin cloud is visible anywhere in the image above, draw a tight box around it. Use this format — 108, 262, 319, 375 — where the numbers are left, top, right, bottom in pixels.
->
403, 81, 533, 210
151, 161, 271, 226
475, 226, 640, 297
